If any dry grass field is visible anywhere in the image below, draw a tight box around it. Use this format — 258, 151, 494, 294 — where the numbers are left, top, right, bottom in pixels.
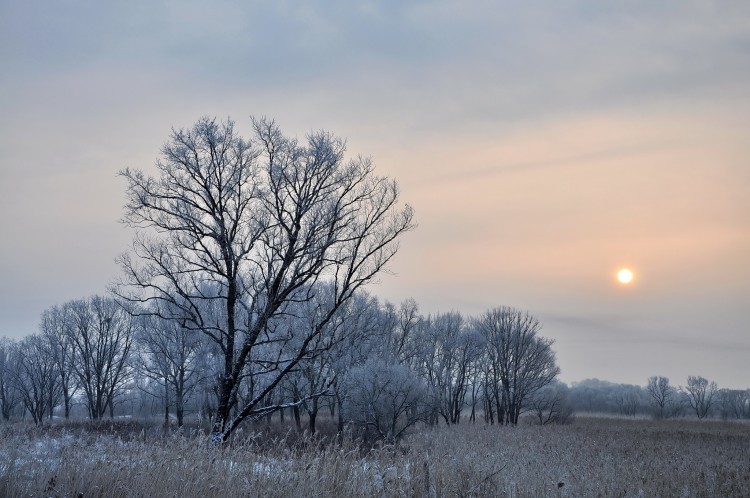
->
1, 417, 748, 497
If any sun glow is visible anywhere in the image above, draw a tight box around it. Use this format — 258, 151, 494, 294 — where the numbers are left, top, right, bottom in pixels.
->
617, 268, 634, 284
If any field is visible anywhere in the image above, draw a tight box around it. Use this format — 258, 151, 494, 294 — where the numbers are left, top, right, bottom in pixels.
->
1, 417, 748, 497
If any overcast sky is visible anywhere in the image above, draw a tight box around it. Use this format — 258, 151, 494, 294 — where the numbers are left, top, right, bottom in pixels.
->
1, 1, 748, 388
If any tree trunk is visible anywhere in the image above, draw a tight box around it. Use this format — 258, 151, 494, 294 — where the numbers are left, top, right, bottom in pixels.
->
293, 404, 301, 430
176, 392, 184, 428
487, 391, 495, 425
176, 369, 185, 427
48, 393, 54, 420
175, 395, 184, 428
309, 410, 317, 434
495, 388, 504, 426
63, 390, 71, 419
308, 397, 318, 434
337, 397, 345, 433
211, 280, 237, 439
164, 382, 170, 427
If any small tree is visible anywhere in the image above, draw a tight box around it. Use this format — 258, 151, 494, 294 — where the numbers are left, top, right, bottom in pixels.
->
344, 357, 429, 443
134, 313, 205, 427
646, 376, 678, 419
325, 292, 389, 432
682, 376, 717, 419
528, 382, 574, 425
0, 338, 22, 420
13, 334, 60, 425
716, 389, 750, 420
615, 385, 644, 417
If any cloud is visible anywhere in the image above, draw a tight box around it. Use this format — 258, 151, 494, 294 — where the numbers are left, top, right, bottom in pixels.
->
425, 142, 674, 185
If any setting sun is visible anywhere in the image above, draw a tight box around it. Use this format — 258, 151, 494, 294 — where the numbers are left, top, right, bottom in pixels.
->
617, 268, 634, 284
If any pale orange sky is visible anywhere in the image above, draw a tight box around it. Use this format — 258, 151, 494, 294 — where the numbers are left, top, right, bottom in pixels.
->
373, 106, 749, 387
1, 1, 749, 388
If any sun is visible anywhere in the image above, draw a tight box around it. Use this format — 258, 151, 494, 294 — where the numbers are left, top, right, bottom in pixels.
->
617, 268, 634, 284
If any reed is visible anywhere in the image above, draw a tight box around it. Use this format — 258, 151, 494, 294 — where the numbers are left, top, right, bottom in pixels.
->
1, 417, 748, 497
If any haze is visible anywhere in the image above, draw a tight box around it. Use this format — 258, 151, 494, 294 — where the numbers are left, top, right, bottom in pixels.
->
1, 1, 748, 388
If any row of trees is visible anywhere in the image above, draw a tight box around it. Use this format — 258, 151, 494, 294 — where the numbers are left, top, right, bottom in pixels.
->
2, 294, 743, 435
1, 297, 562, 440
645, 375, 741, 420
0, 297, 133, 425
567, 376, 749, 421
5, 115, 741, 442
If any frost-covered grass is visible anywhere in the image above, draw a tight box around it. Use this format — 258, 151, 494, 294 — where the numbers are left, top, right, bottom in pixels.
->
1, 417, 748, 497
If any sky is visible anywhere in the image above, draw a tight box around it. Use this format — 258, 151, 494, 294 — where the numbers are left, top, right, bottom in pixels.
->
1, 1, 748, 389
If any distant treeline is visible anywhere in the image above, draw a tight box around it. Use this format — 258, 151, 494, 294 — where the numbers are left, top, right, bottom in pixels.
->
565, 377, 750, 420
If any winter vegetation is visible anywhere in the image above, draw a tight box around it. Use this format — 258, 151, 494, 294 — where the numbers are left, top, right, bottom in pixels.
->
1, 417, 749, 497
0, 295, 574, 438
1, 116, 749, 496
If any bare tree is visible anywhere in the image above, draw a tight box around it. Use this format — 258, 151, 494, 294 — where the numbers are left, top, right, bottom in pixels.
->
324, 292, 388, 432
480, 359, 497, 424
0, 338, 22, 421
134, 313, 205, 426
68, 296, 135, 420
475, 307, 560, 425
193, 339, 224, 427
388, 298, 421, 365
273, 288, 389, 434
466, 336, 486, 424
615, 385, 644, 417
716, 389, 750, 420
39, 304, 78, 418
528, 382, 574, 425
344, 357, 429, 443
444, 328, 483, 425
13, 334, 60, 425
117, 116, 414, 442
417, 313, 481, 425
682, 375, 718, 419
646, 376, 678, 419
294, 349, 333, 435
271, 288, 343, 434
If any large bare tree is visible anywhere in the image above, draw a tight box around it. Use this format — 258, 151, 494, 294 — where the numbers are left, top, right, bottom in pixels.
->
117, 116, 414, 441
